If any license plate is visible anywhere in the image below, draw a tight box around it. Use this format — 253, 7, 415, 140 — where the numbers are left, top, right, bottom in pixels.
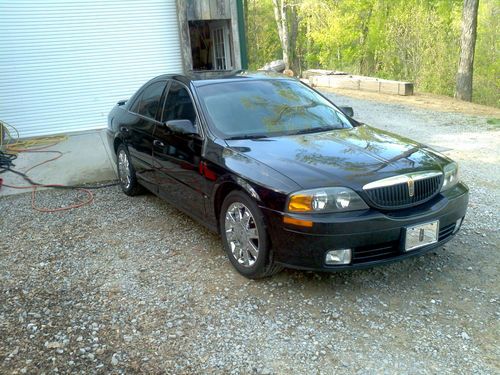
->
404, 221, 439, 251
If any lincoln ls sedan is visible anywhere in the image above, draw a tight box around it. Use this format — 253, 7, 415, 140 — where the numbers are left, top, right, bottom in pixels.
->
107, 72, 468, 278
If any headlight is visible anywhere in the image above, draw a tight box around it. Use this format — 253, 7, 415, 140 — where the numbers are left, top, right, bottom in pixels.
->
287, 187, 369, 213
441, 162, 459, 191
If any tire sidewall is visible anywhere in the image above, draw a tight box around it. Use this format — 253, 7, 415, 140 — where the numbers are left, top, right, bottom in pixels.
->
220, 190, 270, 278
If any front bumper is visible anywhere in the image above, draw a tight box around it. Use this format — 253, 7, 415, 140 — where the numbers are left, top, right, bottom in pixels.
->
262, 183, 469, 272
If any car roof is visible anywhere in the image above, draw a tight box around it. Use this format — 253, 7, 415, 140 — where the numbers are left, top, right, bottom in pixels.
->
152, 71, 295, 87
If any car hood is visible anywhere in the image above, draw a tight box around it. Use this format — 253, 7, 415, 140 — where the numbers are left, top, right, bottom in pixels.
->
224, 125, 450, 191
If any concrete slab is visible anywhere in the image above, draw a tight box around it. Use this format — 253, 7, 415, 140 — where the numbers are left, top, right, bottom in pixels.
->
0, 130, 117, 197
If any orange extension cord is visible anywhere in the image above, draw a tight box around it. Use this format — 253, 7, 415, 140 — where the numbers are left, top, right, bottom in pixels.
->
1, 140, 95, 212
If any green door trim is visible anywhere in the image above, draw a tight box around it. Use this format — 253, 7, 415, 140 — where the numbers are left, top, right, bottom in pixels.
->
236, 0, 248, 69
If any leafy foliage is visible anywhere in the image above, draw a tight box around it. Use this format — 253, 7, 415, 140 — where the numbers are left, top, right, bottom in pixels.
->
246, 0, 499, 107
247, 0, 283, 69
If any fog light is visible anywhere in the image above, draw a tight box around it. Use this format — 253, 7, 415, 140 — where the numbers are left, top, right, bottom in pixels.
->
325, 249, 352, 265
452, 217, 464, 234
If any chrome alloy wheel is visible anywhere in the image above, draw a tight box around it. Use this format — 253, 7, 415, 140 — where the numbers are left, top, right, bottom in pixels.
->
117, 149, 131, 189
224, 202, 260, 267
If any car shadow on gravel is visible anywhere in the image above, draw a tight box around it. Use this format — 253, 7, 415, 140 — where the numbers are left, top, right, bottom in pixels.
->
263, 250, 450, 289
145, 191, 457, 293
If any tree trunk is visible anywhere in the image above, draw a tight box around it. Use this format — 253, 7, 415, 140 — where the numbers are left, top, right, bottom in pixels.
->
272, 0, 290, 69
455, 0, 479, 102
289, 5, 300, 73
358, 7, 373, 75
243, 0, 249, 50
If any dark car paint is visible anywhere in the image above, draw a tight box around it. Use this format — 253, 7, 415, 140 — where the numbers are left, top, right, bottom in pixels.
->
118, 112, 159, 186
224, 125, 450, 192
107, 72, 469, 272
152, 125, 206, 218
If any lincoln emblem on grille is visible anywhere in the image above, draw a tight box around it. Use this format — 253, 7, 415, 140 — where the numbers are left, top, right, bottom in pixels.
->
407, 178, 415, 197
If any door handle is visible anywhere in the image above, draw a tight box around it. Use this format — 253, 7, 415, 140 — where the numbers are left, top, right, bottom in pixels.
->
153, 140, 165, 147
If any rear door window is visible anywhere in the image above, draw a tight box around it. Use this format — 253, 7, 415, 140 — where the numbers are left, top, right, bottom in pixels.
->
130, 81, 166, 119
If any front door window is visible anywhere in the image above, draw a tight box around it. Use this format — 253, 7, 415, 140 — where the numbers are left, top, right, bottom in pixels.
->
161, 82, 197, 125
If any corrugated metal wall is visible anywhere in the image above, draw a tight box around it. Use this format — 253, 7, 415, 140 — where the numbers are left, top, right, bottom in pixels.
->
0, 0, 183, 138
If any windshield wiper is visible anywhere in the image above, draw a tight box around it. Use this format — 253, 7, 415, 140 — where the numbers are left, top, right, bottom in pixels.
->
225, 134, 269, 140
289, 126, 337, 135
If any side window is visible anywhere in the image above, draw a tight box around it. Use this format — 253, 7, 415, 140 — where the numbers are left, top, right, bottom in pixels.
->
161, 82, 197, 124
131, 81, 165, 119
128, 91, 144, 114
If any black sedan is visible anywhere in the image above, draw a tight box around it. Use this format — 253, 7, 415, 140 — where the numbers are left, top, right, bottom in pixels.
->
107, 72, 468, 278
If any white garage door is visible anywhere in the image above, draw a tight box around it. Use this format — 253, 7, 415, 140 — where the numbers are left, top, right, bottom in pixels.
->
0, 0, 183, 138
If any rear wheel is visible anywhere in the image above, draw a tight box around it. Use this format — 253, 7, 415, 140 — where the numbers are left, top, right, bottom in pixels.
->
220, 190, 283, 278
116, 144, 143, 196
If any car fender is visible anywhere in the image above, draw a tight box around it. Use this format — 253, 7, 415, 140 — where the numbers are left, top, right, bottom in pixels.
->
213, 174, 261, 202
209, 149, 301, 220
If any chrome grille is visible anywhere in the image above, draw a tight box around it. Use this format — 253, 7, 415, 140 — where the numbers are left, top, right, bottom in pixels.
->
363, 171, 443, 209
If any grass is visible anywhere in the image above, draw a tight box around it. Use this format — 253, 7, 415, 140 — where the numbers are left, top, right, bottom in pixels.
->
486, 118, 500, 126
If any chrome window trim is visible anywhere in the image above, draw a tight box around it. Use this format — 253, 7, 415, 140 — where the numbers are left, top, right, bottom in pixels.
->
363, 171, 443, 190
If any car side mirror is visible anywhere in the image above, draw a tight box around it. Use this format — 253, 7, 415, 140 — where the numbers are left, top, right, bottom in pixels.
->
339, 106, 354, 117
165, 119, 197, 135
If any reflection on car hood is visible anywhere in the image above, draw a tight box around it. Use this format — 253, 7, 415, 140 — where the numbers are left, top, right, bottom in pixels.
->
224, 125, 449, 190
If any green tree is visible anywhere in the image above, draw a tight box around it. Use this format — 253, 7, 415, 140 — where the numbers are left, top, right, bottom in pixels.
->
246, 0, 499, 107
247, 0, 282, 69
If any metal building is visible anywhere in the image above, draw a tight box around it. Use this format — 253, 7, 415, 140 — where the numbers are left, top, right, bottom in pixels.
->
0, 0, 247, 138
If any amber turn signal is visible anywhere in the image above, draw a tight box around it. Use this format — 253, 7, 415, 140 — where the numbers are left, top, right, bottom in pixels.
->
283, 216, 313, 227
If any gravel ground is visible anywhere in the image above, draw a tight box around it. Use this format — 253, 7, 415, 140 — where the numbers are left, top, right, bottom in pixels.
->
1, 93, 499, 374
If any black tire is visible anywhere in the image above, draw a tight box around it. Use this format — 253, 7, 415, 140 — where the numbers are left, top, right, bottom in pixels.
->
220, 190, 283, 279
116, 144, 143, 196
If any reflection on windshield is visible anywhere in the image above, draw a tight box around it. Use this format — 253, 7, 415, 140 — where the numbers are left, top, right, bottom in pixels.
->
198, 79, 352, 139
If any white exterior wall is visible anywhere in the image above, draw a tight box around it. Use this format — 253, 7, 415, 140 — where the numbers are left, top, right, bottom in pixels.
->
0, 0, 183, 138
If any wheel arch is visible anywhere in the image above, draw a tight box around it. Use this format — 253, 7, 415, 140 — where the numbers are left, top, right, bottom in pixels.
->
214, 181, 241, 232
113, 136, 124, 154
213, 177, 262, 232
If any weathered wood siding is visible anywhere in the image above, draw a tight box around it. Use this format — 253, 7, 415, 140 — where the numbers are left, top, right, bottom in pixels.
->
177, 0, 192, 72
187, 0, 231, 20
177, 0, 242, 72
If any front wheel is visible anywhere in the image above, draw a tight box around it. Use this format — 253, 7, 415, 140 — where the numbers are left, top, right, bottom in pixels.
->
220, 191, 283, 279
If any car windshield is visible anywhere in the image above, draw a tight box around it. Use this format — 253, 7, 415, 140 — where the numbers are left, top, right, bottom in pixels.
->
196, 79, 353, 139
